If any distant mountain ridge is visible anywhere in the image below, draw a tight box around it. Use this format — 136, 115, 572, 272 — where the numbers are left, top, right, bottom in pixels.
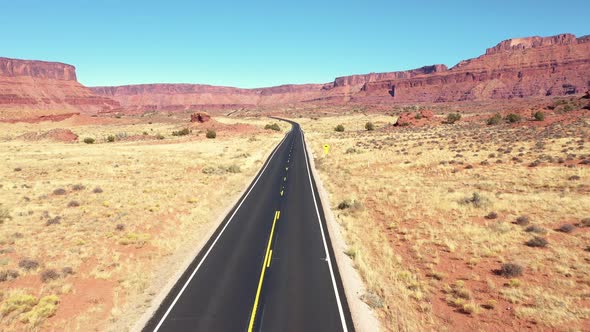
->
1, 33, 589, 120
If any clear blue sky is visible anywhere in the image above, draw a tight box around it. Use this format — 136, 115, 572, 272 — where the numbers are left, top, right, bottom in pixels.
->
1, 0, 587, 88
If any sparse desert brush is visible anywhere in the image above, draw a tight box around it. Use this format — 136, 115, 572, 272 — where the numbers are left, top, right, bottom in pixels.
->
334, 124, 345, 132
72, 184, 85, 191
505, 113, 522, 123
365, 122, 375, 131
156, 133, 165, 140
556, 223, 575, 233
18, 259, 39, 271
485, 211, 498, 219
264, 123, 281, 131
107, 135, 116, 142
83, 137, 95, 144
445, 113, 461, 124
360, 292, 384, 309
533, 111, 545, 121
0, 207, 11, 224
0, 269, 19, 282
67, 200, 80, 208
226, 164, 241, 173
0, 291, 38, 315
525, 225, 547, 234
92, 186, 103, 193
40, 269, 60, 282
172, 128, 190, 136
525, 236, 548, 248
515, 215, 530, 226
486, 113, 502, 125
460, 192, 488, 208
52, 188, 67, 195
497, 263, 523, 277
20, 295, 59, 326
337, 199, 363, 211
345, 147, 358, 154
580, 218, 590, 227
206, 129, 217, 138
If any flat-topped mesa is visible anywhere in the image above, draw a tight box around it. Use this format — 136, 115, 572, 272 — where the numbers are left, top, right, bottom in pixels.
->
485, 33, 581, 55
333, 65, 447, 87
0, 57, 77, 81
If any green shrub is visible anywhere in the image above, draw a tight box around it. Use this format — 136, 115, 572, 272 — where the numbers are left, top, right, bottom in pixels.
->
486, 113, 502, 125
533, 111, 545, 121
365, 122, 375, 131
264, 123, 281, 131
206, 129, 216, 139
106, 135, 115, 142
83, 138, 95, 144
334, 124, 345, 132
446, 113, 461, 124
505, 113, 521, 123
172, 128, 190, 136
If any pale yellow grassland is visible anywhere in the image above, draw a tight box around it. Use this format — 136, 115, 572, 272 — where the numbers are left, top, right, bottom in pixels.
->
299, 114, 590, 331
0, 117, 284, 330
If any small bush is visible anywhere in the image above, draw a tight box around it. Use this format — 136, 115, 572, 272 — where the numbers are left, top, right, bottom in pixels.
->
156, 134, 165, 140
0, 269, 19, 282
107, 135, 115, 142
460, 192, 487, 208
61, 267, 74, 276
0, 208, 12, 224
52, 188, 67, 195
334, 124, 345, 132
556, 224, 575, 233
580, 218, 590, 227
525, 236, 548, 248
92, 187, 103, 194
72, 184, 85, 191
206, 129, 216, 139
446, 113, 461, 124
485, 212, 498, 219
497, 263, 523, 277
83, 137, 95, 144
46, 216, 61, 226
533, 111, 545, 121
226, 164, 241, 173
345, 147, 358, 154
40, 269, 60, 283
486, 113, 502, 125
338, 200, 352, 210
172, 128, 190, 136
115, 224, 125, 231
19, 259, 39, 271
365, 122, 375, 131
515, 215, 530, 226
14, 167, 22, 172
505, 113, 522, 123
525, 225, 546, 234
264, 123, 281, 131
202, 166, 217, 174
67, 201, 80, 208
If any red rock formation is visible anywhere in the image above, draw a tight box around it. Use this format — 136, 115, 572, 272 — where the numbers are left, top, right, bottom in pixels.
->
0, 57, 119, 121
362, 33, 590, 102
333, 65, 447, 88
18, 128, 78, 142
394, 110, 436, 126
190, 112, 211, 123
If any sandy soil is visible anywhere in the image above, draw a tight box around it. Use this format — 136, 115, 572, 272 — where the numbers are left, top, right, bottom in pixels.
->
298, 106, 590, 331
0, 115, 284, 331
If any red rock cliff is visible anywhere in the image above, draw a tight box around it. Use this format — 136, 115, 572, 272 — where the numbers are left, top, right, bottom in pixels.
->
0, 57, 119, 121
362, 33, 590, 102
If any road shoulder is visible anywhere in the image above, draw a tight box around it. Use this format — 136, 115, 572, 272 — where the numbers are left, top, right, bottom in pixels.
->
303, 134, 382, 332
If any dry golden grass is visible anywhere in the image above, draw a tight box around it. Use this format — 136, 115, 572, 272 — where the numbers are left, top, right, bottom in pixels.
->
299, 113, 590, 331
0, 116, 283, 331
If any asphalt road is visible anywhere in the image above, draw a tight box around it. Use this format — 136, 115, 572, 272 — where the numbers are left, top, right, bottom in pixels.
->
144, 121, 354, 332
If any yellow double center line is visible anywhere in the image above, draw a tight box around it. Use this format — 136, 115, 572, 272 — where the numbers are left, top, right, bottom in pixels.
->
247, 210, 280, 331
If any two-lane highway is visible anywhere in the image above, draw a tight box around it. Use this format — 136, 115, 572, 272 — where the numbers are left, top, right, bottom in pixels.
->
144, 121, 354, 332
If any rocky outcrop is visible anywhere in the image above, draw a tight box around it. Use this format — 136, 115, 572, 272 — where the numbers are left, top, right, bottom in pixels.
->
190, 112, 211, 123
0, 57, 77, 81
362, 33, 590, 102
0, 57, 119, 121
333, 65, 447, 88
394, 110, 436, 126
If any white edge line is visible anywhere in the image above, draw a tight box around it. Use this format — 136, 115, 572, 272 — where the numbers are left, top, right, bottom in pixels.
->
153, 132, 289, 332
300, 129, 349, 332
